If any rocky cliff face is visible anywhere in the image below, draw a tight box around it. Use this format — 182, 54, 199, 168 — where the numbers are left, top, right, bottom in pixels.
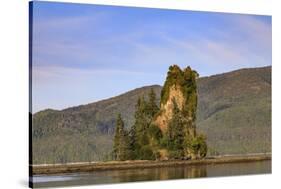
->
154, 65, 198, 134
153, 65, 205, 159
154, 85, 185, 132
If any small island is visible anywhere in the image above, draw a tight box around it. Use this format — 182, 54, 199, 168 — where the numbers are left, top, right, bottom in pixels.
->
32, 65, 271, 175
112, 65, 207, 161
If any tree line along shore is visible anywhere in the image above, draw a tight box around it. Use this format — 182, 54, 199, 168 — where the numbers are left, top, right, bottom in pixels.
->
32, 154, 271, 175
32, 66, 271, 164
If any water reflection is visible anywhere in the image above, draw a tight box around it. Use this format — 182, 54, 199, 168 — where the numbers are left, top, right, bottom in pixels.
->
33, 160, 271, 188
104, 165, 208, 183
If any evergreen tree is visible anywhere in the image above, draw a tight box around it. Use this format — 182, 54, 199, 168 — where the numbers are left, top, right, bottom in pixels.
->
113, 114, 130, 160
146, 89, 159, 119
166, 98, 185, 158
128, 123, 137, 160
132, 95, 159, 160
133, 97, 147, 159
189, 134, 207, 158
135, 96, 150, 145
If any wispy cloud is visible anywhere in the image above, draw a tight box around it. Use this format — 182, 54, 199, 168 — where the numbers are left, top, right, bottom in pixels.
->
31, 2, 271, 112
33, 8, 271, 73
114, 15, 271, 76
33, 64, 155, 83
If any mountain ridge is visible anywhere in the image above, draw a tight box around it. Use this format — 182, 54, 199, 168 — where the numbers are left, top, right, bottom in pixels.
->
32, 66, 271, 163
34, 66, 271, 114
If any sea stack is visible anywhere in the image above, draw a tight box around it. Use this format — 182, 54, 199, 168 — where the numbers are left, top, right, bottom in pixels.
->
153, 65, 205, 159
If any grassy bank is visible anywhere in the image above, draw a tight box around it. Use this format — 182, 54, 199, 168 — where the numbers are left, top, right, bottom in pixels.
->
32, 154, 271, 175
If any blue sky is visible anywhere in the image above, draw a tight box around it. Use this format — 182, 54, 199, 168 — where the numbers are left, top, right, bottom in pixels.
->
31, 1, 272, 113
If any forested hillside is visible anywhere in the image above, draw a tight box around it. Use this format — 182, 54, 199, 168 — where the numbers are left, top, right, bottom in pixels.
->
197, 66, 271, 155
32, 66, 271, 164
32, 86, 162, 163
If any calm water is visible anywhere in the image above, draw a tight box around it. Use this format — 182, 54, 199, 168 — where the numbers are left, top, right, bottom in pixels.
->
32, 160, 271, 188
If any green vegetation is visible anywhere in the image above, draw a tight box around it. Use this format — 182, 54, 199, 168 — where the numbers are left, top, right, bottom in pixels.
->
196, 66, 272, 155
113, 66, 206, 160
32, 66, 271, 164
32, 86, 161, 164
158, 65, 206, 159
189, 134, 208, 158
112, 114, 131, 161
112, 89, 161, 160
134, 89, 160, 160
166, 99, 185, 158
161, 65, 198, 120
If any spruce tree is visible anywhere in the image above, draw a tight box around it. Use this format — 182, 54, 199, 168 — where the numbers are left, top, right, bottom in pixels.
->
166, 98, 185, 158
113, 114, 130, 160
135, 96, 150, 145
132, 96, 157, 160
146, 89, 159, 119
128, 123, 137, 160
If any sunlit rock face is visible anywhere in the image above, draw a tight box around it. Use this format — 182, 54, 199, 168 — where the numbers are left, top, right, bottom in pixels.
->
153, 65, 203, 159
154, 65, 198, 135
154, 84, 185, 132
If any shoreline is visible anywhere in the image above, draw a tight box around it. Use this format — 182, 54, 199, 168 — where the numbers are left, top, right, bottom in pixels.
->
32, 154, 271, 175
